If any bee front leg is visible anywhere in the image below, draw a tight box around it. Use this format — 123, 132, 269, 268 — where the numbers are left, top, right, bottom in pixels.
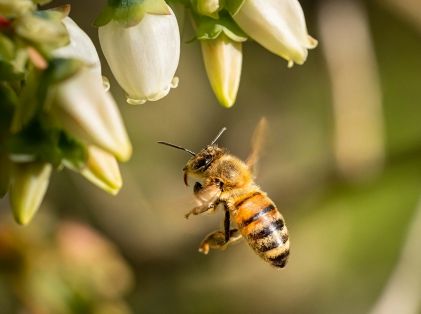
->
198, 229, 242, 255
185, 182, 221, 219
185, 203, 218, 219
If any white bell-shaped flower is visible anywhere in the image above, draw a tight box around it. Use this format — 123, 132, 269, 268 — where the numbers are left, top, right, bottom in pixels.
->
54, 16, 102, 77
232, 0, 317, 66
98, 6, 180, 105
53, 68, 132, 162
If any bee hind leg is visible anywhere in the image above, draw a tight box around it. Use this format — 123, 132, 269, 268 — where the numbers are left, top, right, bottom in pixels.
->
198, 229, 242, 255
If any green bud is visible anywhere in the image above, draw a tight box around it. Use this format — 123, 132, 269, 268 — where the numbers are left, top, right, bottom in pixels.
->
14, 11, 69, 50
9, 162, 52, 225
201, 34, 242, 108
193, 0, 221, 18
0, 0, 35, 18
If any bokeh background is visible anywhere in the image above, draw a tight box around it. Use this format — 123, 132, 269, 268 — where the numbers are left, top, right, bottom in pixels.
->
1, 0, 421, 313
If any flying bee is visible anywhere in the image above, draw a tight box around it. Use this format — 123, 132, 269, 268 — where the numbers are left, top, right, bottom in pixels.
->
158, 119, 289, 268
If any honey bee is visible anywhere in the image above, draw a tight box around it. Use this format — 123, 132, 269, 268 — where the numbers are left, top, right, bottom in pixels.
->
158, 119, 289, 268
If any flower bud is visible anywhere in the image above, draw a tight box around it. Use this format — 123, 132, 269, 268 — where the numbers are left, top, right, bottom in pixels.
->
67, 146, 122, 195
54, 17, 102, 78
0, 0, 35, 17
15, 11, 69, 50
53, 68, 132, 162
231, 0, 317, 66
196, 0, 221, 18
200, 34, 242, 108
98, 5, 180, 105
9, 162, 52, 225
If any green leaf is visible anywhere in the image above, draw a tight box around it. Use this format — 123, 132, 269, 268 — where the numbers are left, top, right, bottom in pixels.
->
45, 58, 84, 85
32, 0, 52, 5
194, 12, 247, 42
0, 83, 16, 136
11, 58, 83, 133
0, 0, 35, 17
0, 33, 15, 61
93, 6, 114, 27
58, 131, 87, 169
94, 0, 170, 27
0, 60, 24, 81
8, 121, 59, 165
0, 153, 11, 198
7, 119, 87, 167
11, 65, 41, 133
224, 0, 246, 16
166, 0, 189, 5
14, 10, 69, 50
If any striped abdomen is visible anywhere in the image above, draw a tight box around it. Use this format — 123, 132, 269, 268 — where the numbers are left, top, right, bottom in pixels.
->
233, 192, 289, 268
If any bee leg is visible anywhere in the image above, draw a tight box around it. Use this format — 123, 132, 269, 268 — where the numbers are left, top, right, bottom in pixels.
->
198, 229, 242, 255
224, 209, 230, 242
185, 182, 221, 219
185, 203, 217, 219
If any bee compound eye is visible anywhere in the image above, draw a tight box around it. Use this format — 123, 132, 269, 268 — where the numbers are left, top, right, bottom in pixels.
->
194, 155, 213, 170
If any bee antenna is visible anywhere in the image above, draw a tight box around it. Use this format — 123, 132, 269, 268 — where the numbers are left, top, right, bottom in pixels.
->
210, 127, 227, 145
157, 141, 196, 156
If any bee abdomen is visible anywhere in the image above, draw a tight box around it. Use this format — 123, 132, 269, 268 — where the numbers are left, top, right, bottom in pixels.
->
248, 216, 290, 268
234, 193, 289, 268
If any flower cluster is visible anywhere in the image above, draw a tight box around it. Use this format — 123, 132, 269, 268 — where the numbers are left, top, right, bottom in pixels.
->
0, 2, 131, 225
0, 0, 317, 225
95, 0, 317, 108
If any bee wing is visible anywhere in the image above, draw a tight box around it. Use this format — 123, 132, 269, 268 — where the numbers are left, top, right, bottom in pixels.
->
246, 117, 268, 176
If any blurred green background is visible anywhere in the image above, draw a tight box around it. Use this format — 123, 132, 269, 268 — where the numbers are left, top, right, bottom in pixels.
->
1, 0, 421, 313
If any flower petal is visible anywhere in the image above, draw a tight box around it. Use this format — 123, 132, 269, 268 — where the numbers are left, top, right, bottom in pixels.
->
53, 68, 132, 162
233, 0, 317, 65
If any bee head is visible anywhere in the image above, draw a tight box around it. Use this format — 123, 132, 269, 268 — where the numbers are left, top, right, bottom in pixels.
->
158, 127, 227, 186
182, 145, 224, 184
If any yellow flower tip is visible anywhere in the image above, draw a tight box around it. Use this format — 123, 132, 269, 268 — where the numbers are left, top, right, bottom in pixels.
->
307, 35, 318, 49
81, 146, 123, 195
10, 163, 52, 226
216, 90, 237, 108
114, 141, 132, 163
